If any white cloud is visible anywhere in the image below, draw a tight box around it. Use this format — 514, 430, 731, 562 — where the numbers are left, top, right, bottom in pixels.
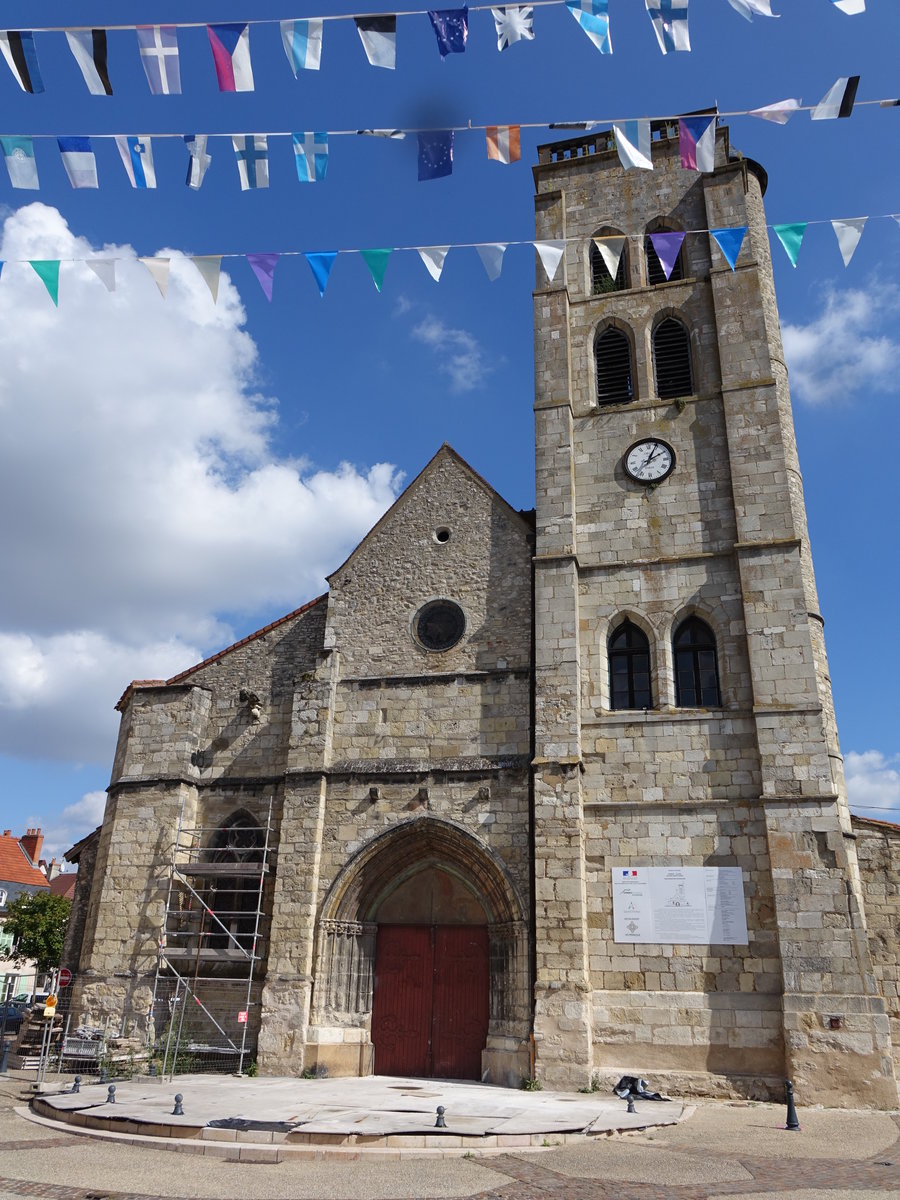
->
845, 750, 900, 823
411, 314, 494, 393
0, 203, 403, 765
782, 282, 900, 405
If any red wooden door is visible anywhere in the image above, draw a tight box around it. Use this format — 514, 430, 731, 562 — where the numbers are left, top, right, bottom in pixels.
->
372, 925, 489, 1079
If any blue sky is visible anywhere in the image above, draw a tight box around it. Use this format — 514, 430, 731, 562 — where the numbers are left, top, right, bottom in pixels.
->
0, 0, 897, 858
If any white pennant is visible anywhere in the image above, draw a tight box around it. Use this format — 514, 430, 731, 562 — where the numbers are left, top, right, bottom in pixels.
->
594, 236, 625, 279
86, 259, 116, 292
831, 218, 866, 267
832, 0, 864, 12
192, 255, 222, 302
749, 98, 801, 124
534, 240, 565, 283
726, 0, 779, 18
139, 257, 170, 298
417, 246, 449, 282
477, 243, 507, 282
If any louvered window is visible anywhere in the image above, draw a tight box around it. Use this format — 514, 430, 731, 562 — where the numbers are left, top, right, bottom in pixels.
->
595, 327, 634, 406
674, 617, 721, 707
654, 318, 693, 398
609, 620, 652, 710
645, 234, 684, 285
590, 243, 627, 294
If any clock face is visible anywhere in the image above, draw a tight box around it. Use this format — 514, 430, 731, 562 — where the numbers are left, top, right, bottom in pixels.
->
624, 439, 675, 484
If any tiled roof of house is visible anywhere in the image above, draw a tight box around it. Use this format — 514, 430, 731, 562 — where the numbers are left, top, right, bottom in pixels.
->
0, 832, 51, 889
49, 873, 77, 899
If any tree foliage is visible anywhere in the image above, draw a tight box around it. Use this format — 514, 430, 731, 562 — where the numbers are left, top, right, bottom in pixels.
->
2, 892, 70, 973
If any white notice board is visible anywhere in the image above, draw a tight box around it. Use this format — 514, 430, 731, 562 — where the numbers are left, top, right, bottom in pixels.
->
612, 867, 748, 945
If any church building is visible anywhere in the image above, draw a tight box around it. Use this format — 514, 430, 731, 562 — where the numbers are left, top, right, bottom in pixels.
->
67, 123, 899, 1108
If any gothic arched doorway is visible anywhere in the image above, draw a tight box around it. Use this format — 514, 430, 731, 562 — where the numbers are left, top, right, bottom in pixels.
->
312, 817, 529, 1083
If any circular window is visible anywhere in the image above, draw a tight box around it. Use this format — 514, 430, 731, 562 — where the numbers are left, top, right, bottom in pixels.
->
414, 600, 466, 652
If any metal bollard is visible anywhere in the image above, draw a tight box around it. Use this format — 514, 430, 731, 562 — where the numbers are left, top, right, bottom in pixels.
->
435, 1105, 446, 1128
0, 1041, 9, 1077
72, 1076, 81, 1094
172, 1093, 184, 1116
626, 1095, 636, 1114
99, 1066, 107, 1084
784, 1079, 800, 1131
148, 1061, 157, 1077
107, 1085, 116, 1105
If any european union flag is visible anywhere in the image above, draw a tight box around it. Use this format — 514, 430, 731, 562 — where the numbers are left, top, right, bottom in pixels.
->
418, 131, 454, 181
428, 8, 469, 57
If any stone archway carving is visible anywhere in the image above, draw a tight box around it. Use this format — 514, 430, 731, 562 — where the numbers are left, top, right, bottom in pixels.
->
311, 817, 529, 1049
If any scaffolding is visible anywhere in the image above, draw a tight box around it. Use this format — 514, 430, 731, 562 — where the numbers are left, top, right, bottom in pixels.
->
151, 794, 273, 1078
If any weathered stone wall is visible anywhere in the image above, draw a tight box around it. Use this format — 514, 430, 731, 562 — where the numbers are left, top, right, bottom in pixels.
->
854, 816, 900, 1070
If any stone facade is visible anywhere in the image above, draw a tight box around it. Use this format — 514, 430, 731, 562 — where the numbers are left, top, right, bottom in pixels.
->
67, 124, 899, 1107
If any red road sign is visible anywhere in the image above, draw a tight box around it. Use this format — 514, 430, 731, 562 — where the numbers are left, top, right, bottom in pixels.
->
58, 968, 72, 987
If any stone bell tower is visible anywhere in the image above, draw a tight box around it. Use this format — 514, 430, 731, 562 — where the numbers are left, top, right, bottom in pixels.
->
529, 122, 897, 1107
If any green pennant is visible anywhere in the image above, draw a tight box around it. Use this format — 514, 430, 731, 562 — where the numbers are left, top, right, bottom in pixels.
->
30, 259, 60, 305
772, 223, 807, 269
360, 248, 391, 293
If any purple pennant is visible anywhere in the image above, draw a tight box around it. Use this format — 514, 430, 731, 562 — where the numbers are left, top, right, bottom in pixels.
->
247, 252, 279, 301
649, 231, 685, 280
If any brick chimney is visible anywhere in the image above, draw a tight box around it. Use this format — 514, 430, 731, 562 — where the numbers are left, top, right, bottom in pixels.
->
20, 827, 44, 863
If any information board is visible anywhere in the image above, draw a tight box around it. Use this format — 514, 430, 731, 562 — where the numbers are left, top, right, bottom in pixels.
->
612, 866, 748, 945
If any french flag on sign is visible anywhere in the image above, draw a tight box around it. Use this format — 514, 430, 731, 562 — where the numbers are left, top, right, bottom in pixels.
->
622, 869, 638, 877
207, 23, 254, 91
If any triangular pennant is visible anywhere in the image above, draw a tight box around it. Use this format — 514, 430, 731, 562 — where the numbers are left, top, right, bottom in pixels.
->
361, 248, 391, 293
247, 252, 279, 301
749, 98, 801, 124
832, 0, 865, 12
418, 246, 449, 282
565, 1, 612, 55
192, 256, 222, 303
355, 17, 396, 69
831, 218, 866, 267
726, 0, 779, 18
613, 120, 652, 170
86, 259, 116, 291
477, 243, 507, 282
710, 227, 747, 271
305, 252, 337, 297
30, 260, 59, 306
772, 223, 806, 268
811, 76, 860, 120
139, 257, 170, 297
534, 240, 565, 283
649, 231, 685, 279
594, 236, 625, 279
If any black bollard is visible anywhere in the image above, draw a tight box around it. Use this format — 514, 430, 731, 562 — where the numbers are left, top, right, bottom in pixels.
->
107, 1085, 116, 1105
626, 1095, 636, 1114
0, 1040, 9, 1077
99, 1065, 107, 1084
148, 1061, 157, 1077
172, 1093, 184, 1116
435, 1105, 446, 1128
72, 1076, 81, 1094
784, 1079, 800, 1131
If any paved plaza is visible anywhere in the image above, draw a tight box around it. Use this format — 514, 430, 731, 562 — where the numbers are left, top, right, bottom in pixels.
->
1, 1069, 899, 1199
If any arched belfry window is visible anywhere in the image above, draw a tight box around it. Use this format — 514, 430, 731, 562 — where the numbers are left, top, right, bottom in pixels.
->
595, 326, 634, 406
590, 234, 627, 294
645, 231, 684, 285
673, 617, 721, 707
204, 811, 265, 952
654, 317, 693, 398
609, 619, 652, 710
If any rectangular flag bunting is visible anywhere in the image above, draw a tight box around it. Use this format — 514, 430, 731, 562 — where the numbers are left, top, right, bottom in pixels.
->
115, 136, 156, 189
207, 24, 254, 91
566, 1, 611, 55
726, 0, 778, 18
679, 114, 716, 172
486, 125, 521, 164
232, 134, 269, 190
428, 8, 468, 57
811, 76, 859, 120
613, 120, 652, 170
418, 130, 454, 180
293, 132, 329, 182
355, 17, 397, 69
66, 30, 113, 95
281, 19, 323, 73
0, 136, 38, 189
491, 7, 535, 51
357, 129, 406, 138
0, 31, 44, 93
136, 26, 181, 95
184, 135, 211, 189
57, 136, 98, 188
645, 0, 690, 53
